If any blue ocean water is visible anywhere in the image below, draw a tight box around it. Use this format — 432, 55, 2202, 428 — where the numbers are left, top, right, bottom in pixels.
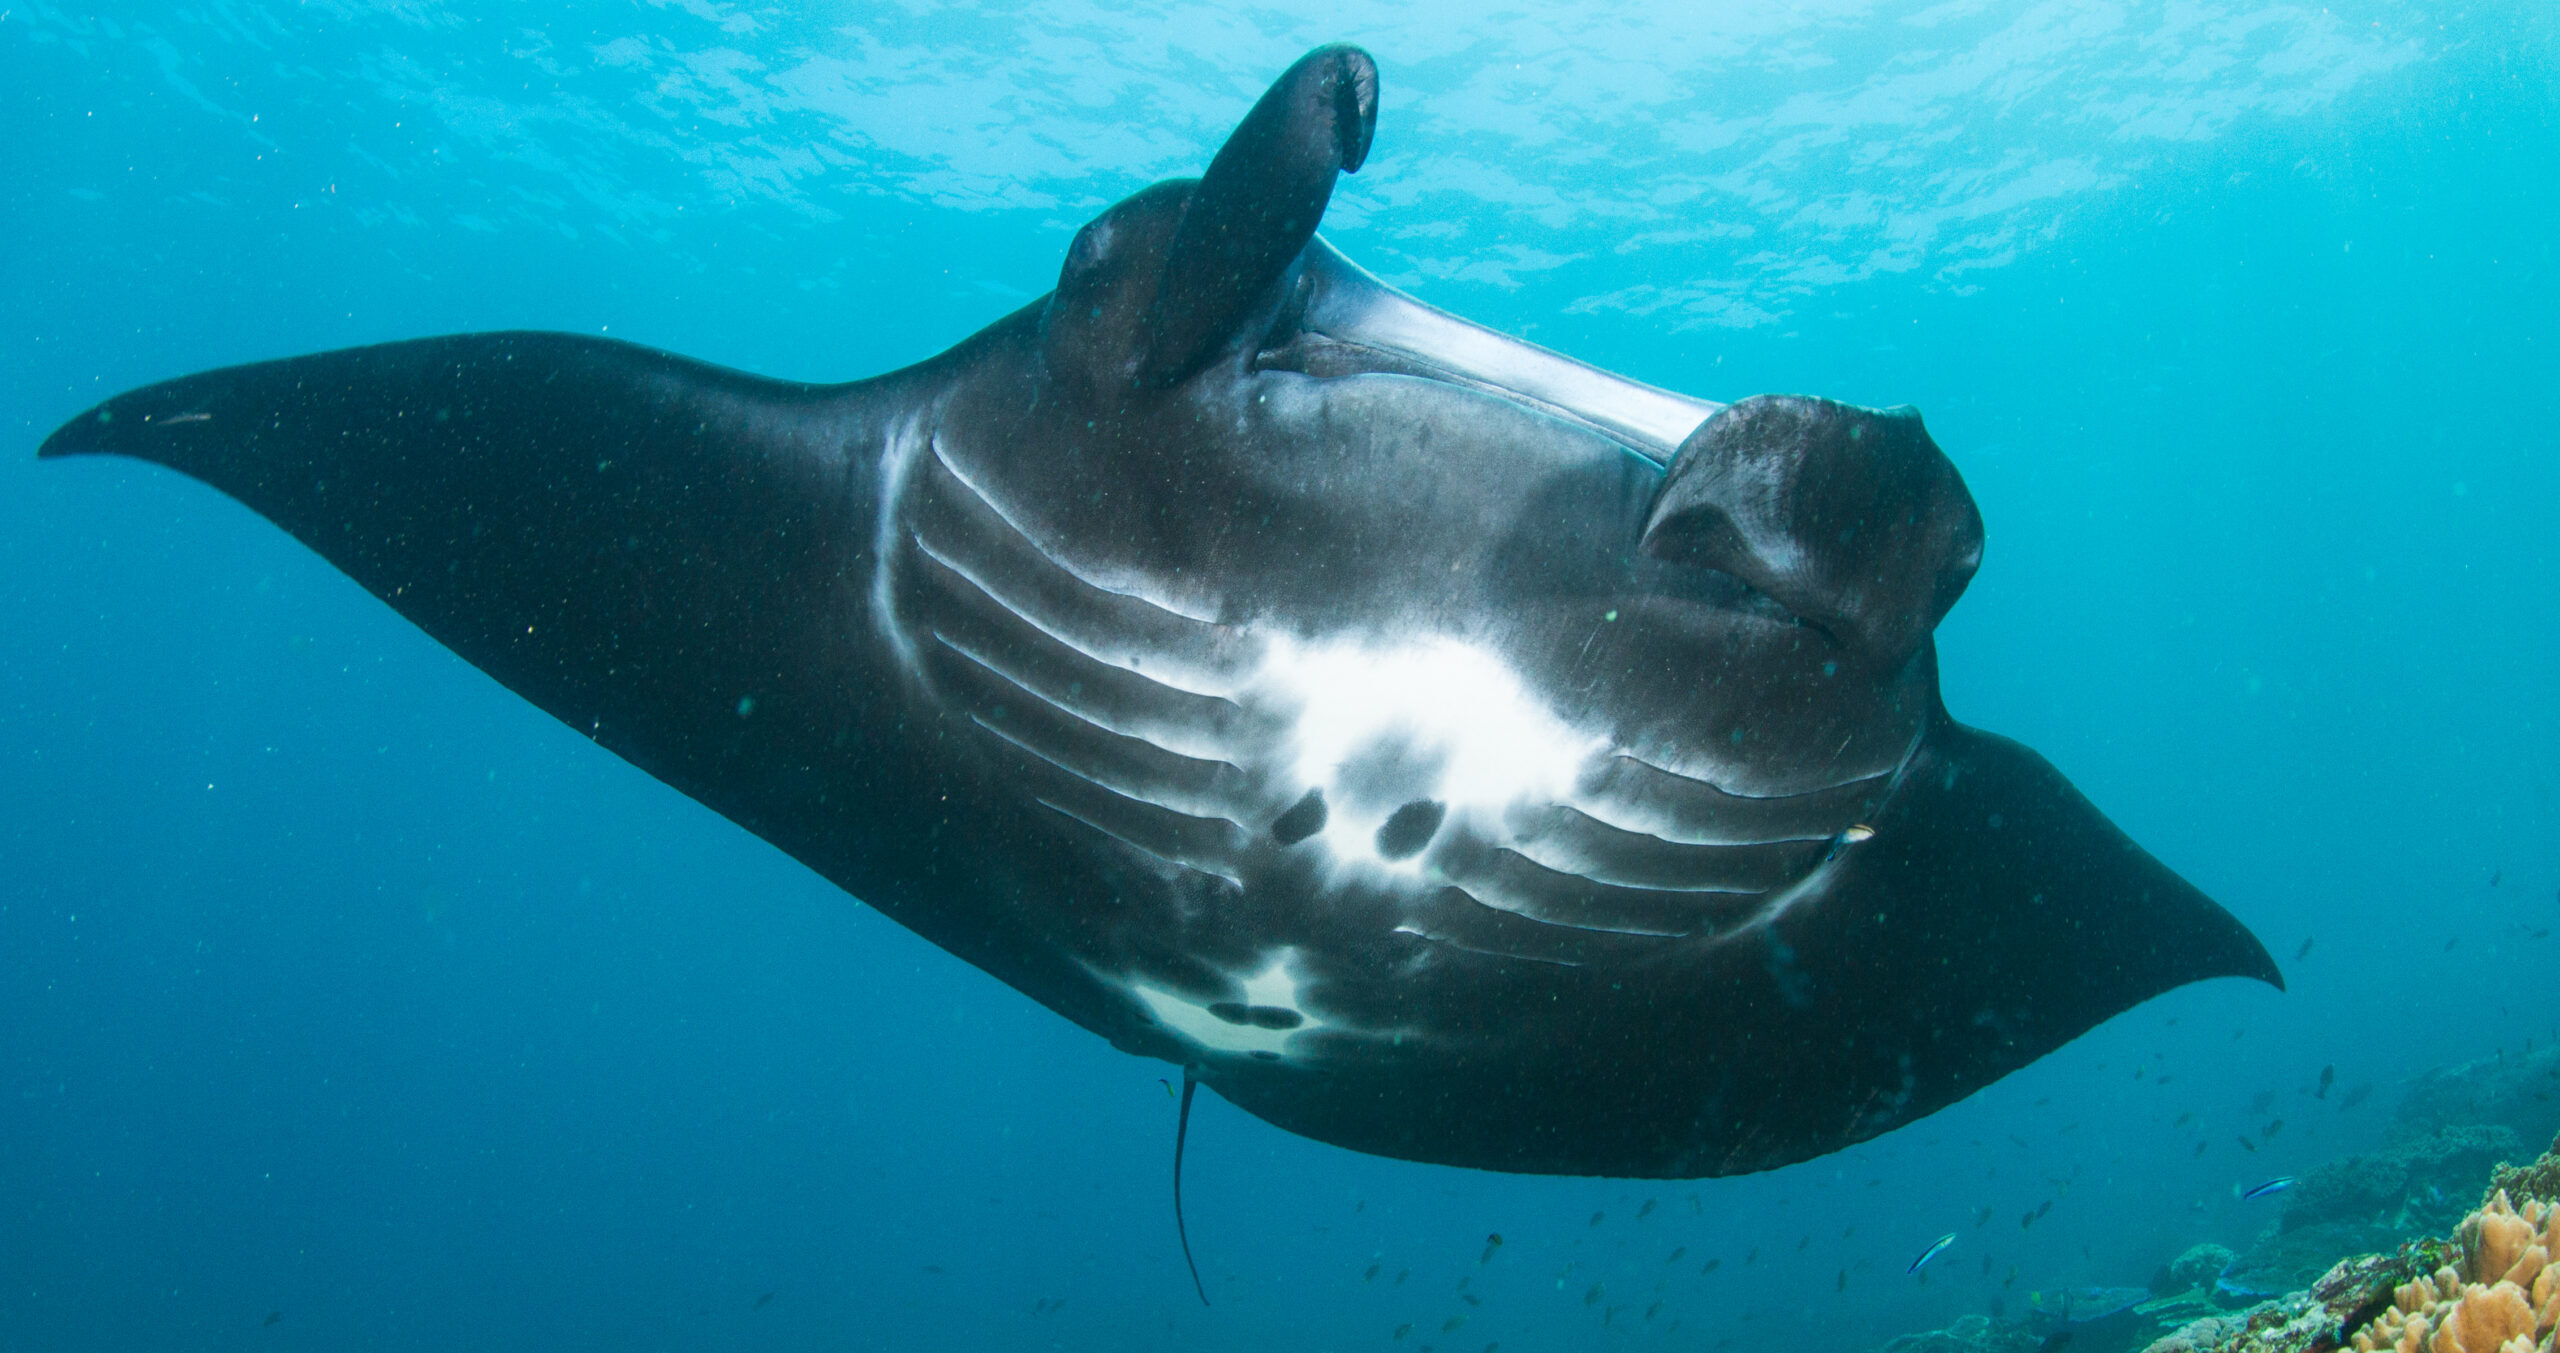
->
2, 4, 2553, 1351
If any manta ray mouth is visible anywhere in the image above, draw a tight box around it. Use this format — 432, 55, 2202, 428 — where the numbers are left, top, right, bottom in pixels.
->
1258, 239, 1720, 466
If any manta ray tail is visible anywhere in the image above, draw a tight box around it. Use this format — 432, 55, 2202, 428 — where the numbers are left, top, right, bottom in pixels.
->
1173, 1068, 1209, 1306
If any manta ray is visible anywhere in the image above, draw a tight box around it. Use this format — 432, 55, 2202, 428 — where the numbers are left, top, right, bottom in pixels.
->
41, 46, 2278, 1185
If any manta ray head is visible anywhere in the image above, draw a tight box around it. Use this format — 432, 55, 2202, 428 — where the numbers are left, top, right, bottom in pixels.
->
940, 43, 1983, 801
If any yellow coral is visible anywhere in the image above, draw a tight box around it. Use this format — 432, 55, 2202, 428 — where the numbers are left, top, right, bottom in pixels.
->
2350, 1193, 2560, 1353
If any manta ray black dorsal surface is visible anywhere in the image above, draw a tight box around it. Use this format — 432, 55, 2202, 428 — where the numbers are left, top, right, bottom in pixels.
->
40, 43, 2280, 1178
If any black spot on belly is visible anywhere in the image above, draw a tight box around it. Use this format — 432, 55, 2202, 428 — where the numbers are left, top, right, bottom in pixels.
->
1271, 788, 1327, 845
1209, 1002, 1304, 1030
1375, 799, 1446, 860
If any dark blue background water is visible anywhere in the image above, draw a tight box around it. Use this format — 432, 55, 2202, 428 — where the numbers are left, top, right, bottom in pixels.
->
4, 5, 2554, 1350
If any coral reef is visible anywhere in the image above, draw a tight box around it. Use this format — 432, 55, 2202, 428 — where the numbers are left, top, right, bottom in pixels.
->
1873, 1313, 2043, 1353
2393, 1048, 2560, 1152
2348, 1190, 2558, 1352
1874, 1103, 2560, 1353
2488, 1136, 2560, 1209
2029, 1287, 2165, 1353
2170, 1246, 2241, 1295
2284, 1126, 2530, 1237
1872, 1293, 2178, 1353
2218, 1222, 2413, 1306
2145, 1247, 2450, 1353
2216, 1126, 2529, 1305
2143, 1135, 2560, 1353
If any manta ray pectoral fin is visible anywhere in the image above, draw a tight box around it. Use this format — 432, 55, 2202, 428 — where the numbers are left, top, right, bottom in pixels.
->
37, 332, 893, 877
1210, 703, 2278, 1180
1791, 707, 2283, 1129
1642, 395, 1985, 666
1043, 45, 1377, 395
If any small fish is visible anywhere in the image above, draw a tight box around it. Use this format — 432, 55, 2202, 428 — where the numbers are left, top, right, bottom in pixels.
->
2243, 1176, 2296, 1201
2193, 1140, 2209, 1157
2174, 1111, 2193, 1126
157, 411, 212, 425
1667, 1246, 1686, 1263
2316, 1066, 2334, 1099
2035, 1199, 2052, 1218
1744, 1247, 1759, 1265
2036, 1333, 2074, 1353
1585, 1282, 1603, 1307
2263, 1118, 2284, 1139
2020, 1210, 2035, 1230
1701, 1258, 1721, 1274
1395, 1268, 1409, 1285
2491, 869, 2503, 887
1443, 1316, 1466, 1332
263, 1312, 282, 1328
2340, 1082, 2373, 1111
753, 1291, 775, 1309
1637, 1198, 1657, 1219
2237, 1135, 2256, 1152
1836, 1268, 1848, 1292
1460, 1293, 1481, 1307
1823, 823, 1877, 861
1645, 1301, 1661, 1321
1393, 1323, 1412, 1340
2294, 936, 2315, 961
1589, 1211, 1605, 1227
1908, 1233, 1957, 1274
1158, 1077, 1175, 1099
1364, 1262, 1380, 1282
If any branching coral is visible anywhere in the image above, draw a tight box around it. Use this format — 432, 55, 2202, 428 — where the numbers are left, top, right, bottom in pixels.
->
2348, 1191, 2560, 1353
